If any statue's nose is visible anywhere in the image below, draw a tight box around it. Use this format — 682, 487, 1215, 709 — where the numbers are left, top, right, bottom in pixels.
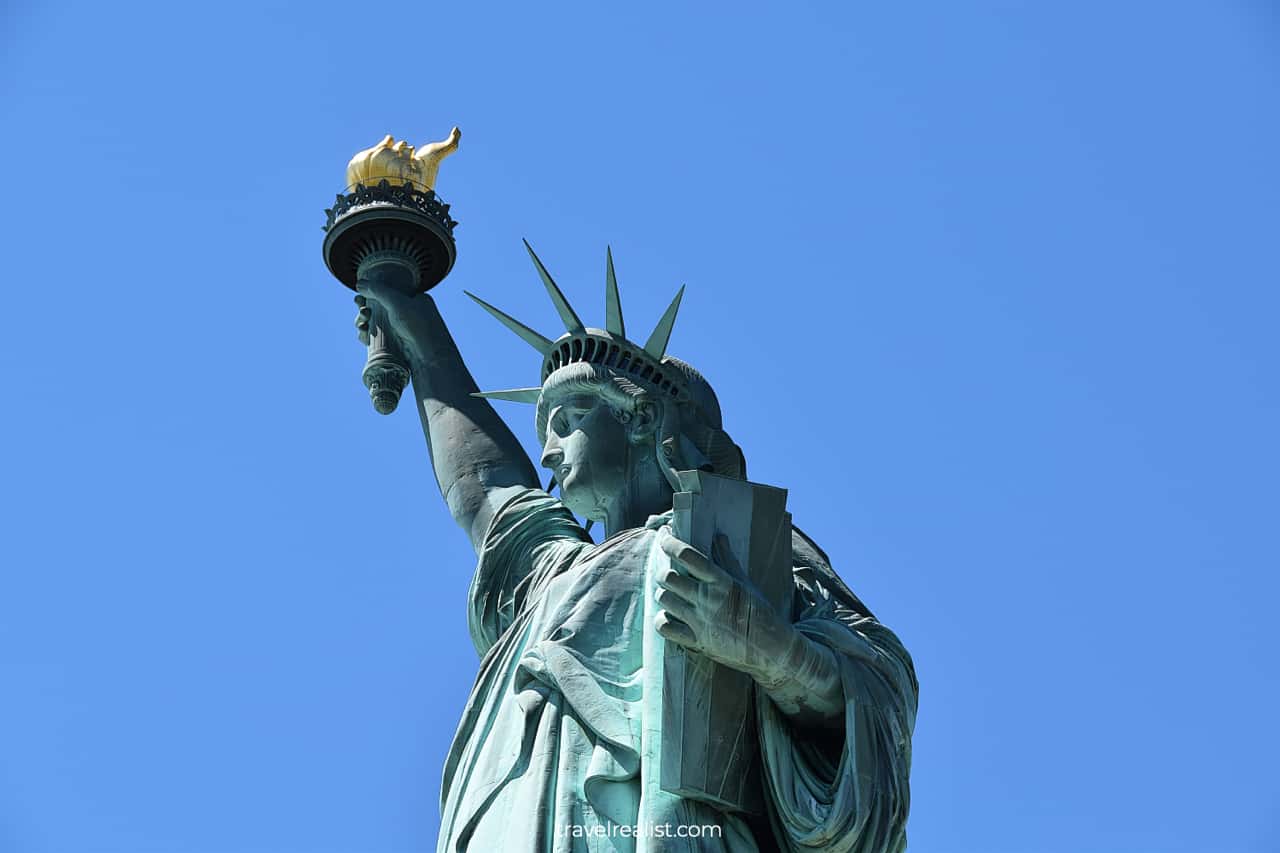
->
540, 431, 565, 470
540, 444, 564, 470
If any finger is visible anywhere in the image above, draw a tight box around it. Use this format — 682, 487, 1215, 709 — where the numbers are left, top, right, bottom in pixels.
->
656, 564, 700, 601
654, 611, 698, 647
659, 532, 726, 585
655, 588, 700, 625
355, 314, 370, 332
354, 294, 366, 307
358, 330, 370, 346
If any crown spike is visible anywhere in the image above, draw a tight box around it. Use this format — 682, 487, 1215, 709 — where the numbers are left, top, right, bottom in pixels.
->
524, 239, 585, 333
471, 387, 543, 404
464, 291, 554, 355
604, 246, 625, 338
643, 285, 685, 361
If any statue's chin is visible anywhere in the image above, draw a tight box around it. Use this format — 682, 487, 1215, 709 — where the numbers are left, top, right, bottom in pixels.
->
560, 482, 606, 523
558, 482, 587, 514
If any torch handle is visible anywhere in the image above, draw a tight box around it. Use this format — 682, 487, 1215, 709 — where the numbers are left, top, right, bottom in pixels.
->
361, 299, 410, 415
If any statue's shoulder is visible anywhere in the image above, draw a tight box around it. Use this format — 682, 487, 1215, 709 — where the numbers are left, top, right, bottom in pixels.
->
790, 524, 877, 620
481, 487, 592, 552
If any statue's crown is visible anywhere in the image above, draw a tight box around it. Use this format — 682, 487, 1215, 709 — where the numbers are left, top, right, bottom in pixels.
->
345, 127, 460, 193
468, 242, 689, 406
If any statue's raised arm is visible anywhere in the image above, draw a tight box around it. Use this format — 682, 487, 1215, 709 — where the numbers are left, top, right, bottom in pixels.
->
353, 282, 541, 551
329, 128, 539, 551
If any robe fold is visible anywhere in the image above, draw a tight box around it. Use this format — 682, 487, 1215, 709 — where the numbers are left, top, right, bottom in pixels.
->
437, 488, 916, 852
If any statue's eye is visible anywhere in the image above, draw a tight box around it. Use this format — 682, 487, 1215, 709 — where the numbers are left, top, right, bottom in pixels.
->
548, 397, 595, 436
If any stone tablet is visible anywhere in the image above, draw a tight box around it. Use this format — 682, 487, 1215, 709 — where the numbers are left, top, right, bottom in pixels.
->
661, 469, 793, 814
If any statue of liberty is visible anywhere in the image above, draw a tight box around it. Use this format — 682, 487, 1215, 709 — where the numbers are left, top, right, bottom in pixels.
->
330, 131, 916, 852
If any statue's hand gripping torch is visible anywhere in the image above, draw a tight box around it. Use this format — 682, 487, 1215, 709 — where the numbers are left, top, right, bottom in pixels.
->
321, 127, 460, 414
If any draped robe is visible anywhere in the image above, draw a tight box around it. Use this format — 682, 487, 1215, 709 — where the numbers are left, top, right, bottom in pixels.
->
437, 488, 917, 852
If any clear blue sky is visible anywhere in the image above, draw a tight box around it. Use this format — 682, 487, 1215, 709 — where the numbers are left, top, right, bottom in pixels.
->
1, 2, 1277, 851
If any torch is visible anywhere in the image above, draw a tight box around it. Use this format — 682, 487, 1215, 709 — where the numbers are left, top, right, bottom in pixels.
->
321, 128, 460, 414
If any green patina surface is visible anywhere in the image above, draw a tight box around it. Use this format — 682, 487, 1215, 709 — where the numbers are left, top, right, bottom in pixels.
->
323, 205, 918, 851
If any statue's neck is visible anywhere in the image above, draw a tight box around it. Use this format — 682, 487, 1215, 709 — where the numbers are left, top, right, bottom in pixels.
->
601, 449, 674, 538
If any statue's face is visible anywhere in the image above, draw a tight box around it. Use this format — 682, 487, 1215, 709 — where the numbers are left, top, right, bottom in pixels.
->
539, 390, 632, 520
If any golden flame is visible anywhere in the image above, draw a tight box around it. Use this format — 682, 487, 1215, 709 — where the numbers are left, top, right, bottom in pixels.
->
345, 126, 460, 192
